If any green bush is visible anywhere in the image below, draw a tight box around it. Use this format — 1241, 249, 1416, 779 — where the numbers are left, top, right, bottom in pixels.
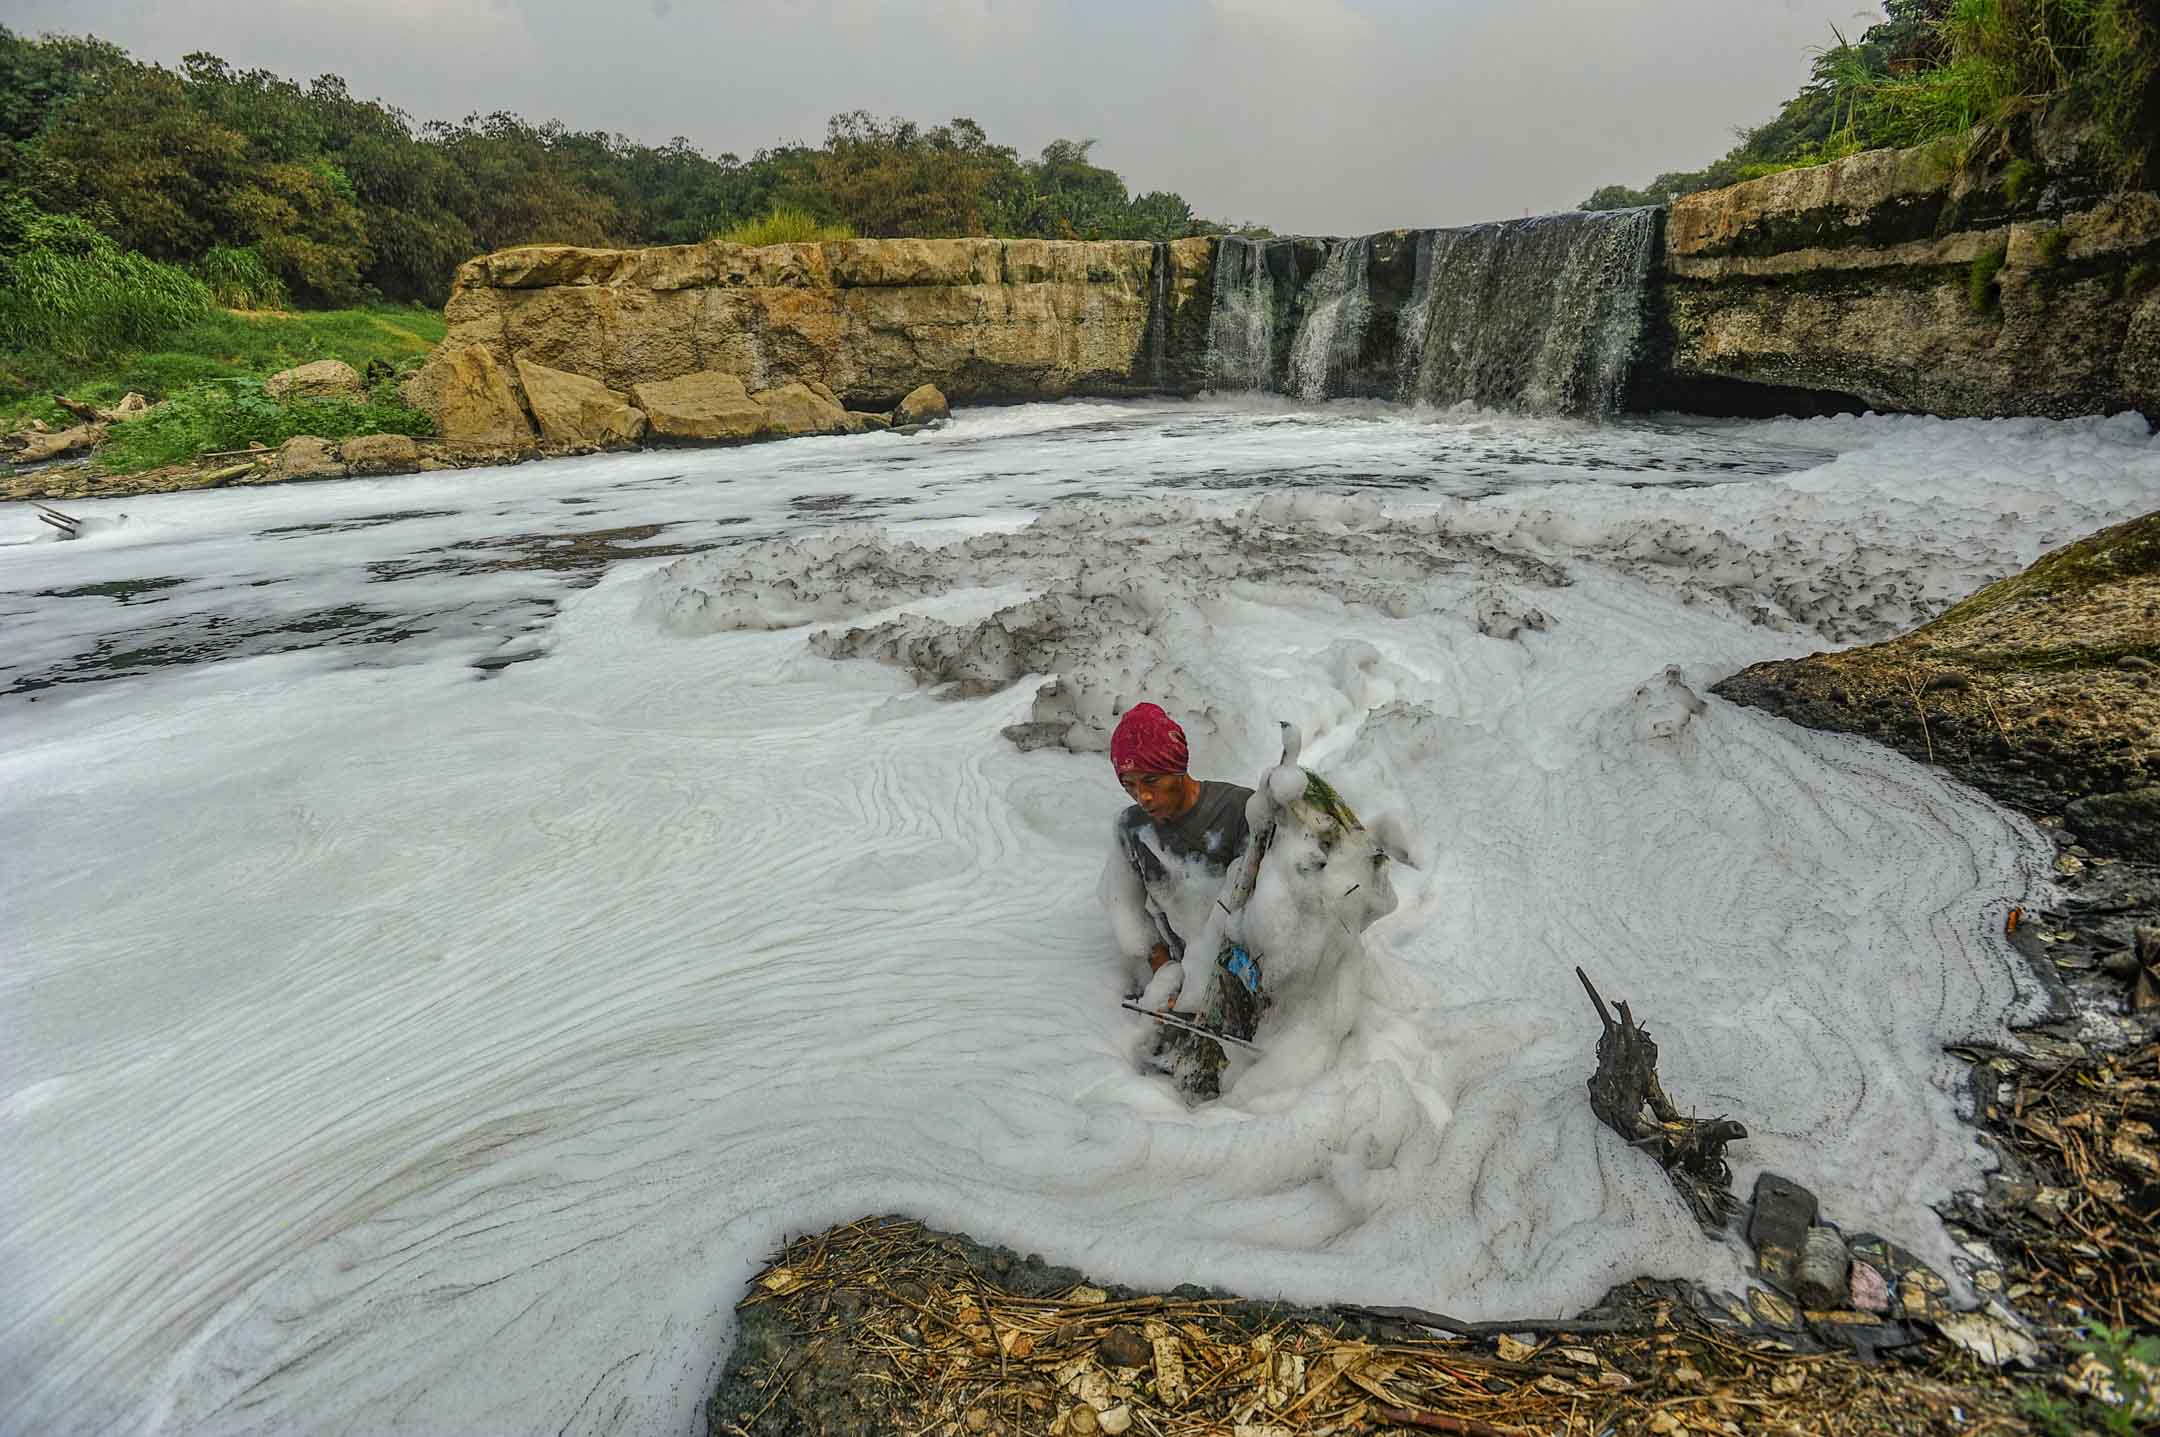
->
191, 246, 289, 310
712, 206, 856, 246
0, 199, 212, 360
96, 378, 432, 472
2033, 227, 2072, 265
1969, 244, 2009, 310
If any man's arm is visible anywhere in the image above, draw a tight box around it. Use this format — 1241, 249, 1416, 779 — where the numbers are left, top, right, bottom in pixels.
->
1098, 826, 1170, 968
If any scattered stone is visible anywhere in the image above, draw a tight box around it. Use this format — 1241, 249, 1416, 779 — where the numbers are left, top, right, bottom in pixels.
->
264, 435, 345, 483
1935, 1301, 2040, 1367
844, 410, 892, 434
894, 382, 950, 426
1848, 1258, 1891, 1314
265, 358, 365, 401
751, 381, 849, 438
1096, 1405, 1131, 1435
1097, 1326, 1150, 1368
514, 356, 647, 448
339, 432, 421, 475
1795, 1227, 1850, 1309
1747, 1287, 1800, 1329
631, 370, 769, 443
2063, 786, 2160, 858
1746, 1173, 1818, 1289
1067, 1403, 1098, 1435
964, 1406, 991, 1431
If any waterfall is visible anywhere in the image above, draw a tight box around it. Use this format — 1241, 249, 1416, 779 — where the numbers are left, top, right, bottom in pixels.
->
1204, 236, 1280, 391
1202, 208, 1658, 416
1405, 209, 1658, 415
1286, 236, 1372, 401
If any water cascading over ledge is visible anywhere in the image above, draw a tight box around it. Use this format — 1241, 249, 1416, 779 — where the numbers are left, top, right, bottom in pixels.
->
1206, 209, 1661, 416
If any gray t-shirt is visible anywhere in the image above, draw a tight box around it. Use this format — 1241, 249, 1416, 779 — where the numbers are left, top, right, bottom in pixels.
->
1115, 781, 1254, 955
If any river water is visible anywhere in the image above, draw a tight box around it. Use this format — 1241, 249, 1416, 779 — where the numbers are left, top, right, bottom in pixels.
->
4, 398, 2157, 1433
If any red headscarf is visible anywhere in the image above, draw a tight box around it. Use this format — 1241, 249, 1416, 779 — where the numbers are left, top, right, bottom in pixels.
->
1111, 703, 1189, 777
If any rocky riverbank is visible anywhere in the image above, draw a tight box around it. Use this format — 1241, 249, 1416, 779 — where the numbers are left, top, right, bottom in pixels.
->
704, 517, 2160, 1437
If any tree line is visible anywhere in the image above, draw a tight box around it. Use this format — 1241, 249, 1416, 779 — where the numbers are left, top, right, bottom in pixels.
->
0, 27, 1236, 309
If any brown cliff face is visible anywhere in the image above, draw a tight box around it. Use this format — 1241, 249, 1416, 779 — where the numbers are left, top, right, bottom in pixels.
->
405, 237, 1214, 445
1651, 133, 2160, 419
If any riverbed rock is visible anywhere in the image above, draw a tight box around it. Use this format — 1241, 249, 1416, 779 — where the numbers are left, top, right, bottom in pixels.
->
750, 380, 847, 438
400, 344, 534, 447
339, 432, 421, 475
1715, 510, 2160, 859
631, 370, 769, 442
513, 356, 647, 447
265, 435, 346, 483
843, 410, 891, 434
894, 382, 950, 426
1746, 1173, 1818, 1290
265, 359, 365, 401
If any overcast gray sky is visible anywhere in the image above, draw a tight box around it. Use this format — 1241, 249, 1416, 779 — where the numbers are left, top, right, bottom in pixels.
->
3, 0, 1885, 232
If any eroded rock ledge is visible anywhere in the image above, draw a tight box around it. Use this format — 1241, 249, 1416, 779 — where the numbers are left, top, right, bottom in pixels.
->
1714, 510, 2160, 862
401, 236, 1214, 449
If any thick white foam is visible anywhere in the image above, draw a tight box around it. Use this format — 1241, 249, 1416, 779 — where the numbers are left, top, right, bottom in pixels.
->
4, 401, 2155, 1434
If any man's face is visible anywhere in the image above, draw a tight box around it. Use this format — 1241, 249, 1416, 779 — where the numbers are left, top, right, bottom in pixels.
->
1120, 770, 1188, 823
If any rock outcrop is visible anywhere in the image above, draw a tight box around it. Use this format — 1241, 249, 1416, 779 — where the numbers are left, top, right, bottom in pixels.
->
264, 435, 346, 483
402, 236, 1214, 435
1715, 510, 2160, 859
1648, 132, 2160, 418
751, 380, 848, 438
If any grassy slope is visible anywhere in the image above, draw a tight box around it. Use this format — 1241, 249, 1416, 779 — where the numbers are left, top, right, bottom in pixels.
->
1, 304, 445, 460
3, 304, 444, 413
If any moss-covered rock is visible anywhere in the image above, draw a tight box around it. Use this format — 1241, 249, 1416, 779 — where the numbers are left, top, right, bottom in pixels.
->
1713, 512, 2160, 857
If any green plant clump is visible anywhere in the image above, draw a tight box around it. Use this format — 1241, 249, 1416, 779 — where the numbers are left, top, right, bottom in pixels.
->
96, 378, 433, 473
2033, 226, 2072, 265
713, 206, 856, 246
191, 246, 290, 310
1969, 244, 2009, 310
2017, 1322, 2160, 1436
0, 199, 212, 361
2002, 156, 2040, 203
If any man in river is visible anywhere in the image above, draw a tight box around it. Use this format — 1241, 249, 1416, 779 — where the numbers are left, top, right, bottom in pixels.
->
1099, 703, 1265, 1095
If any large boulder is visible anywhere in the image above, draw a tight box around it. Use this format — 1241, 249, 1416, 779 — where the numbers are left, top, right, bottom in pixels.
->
894, 383, 950, 426
264, 435, 346, 483
400, 344, 536, 447
631, 370, 769, 442
750, 381, 848, 438
339, 432, 421, 476
265, 359, 365, 402
514, 357, 647, 447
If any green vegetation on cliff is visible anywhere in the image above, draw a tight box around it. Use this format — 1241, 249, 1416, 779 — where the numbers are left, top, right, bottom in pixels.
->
1583, 0, 2159, 208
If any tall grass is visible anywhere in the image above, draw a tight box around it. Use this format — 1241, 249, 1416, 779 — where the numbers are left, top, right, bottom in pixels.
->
713, 206, 855, 246
0, 203, 213, 362
1864, 0, 2157, 178
192, 245, 290, 310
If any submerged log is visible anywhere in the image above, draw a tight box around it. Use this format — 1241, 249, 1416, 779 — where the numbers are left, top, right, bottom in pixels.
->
1577, 966, 1746, 1235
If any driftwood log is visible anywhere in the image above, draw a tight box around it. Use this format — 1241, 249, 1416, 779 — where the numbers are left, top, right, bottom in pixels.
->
1577, 966, 1746, 1235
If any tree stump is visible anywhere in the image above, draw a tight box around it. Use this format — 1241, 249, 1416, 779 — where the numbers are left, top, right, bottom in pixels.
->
1577, 966, 1746, 1234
